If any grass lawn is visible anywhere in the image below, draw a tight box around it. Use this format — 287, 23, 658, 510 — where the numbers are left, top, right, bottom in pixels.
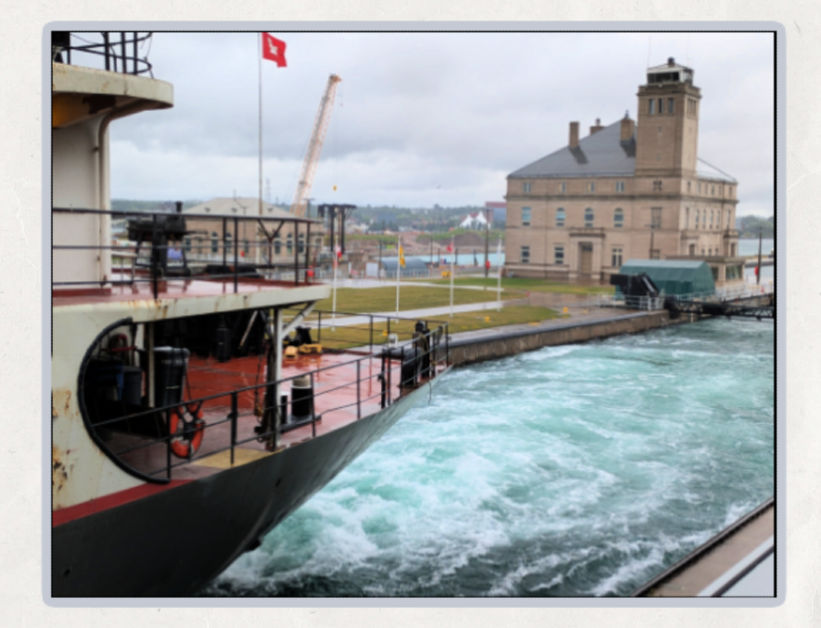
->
312, 284, 520, 314
286, 304, 563, 350
410, 276, 614, 295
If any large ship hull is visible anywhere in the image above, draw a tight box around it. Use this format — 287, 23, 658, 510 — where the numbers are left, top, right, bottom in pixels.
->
52, 379, 439, 597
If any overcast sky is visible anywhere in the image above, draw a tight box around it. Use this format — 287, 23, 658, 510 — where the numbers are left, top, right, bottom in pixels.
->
105, 29, 775, 216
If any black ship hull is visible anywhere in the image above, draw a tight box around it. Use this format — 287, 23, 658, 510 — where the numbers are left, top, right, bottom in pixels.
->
52, 383, 434, 597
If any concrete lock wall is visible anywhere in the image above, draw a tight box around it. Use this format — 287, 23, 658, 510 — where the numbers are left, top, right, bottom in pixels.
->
448, 311, 680, 367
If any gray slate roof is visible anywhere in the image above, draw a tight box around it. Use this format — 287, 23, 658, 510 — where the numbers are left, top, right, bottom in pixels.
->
508, 120, 735, 182
509, 121, 635, 179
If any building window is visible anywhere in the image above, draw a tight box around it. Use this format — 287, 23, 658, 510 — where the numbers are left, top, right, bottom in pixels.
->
584, 207, 594, 228
211, 232, 218, 253
521, 246, 530, 264
668, 97, 674, 114
685, 207, 690, 228
615, 181, 625, 193
274, 239, 282, 255
695, 209, 700, 229
184, 237, 191, 252
558, 181, 566, 194
651, 207, 662, 229
588, 181, 596, 193
556, 207, 565, 227
698, 182, 702, 194
687, 181, 691, 193
521, 206, 531, 226
653, 180, 662, 192
613, 208, 624, 228
554, 246, 564, 265
286, 235, 293, 253
649, 99, 655, 115
709, 210, 714, 229
658, 98, 663, 114
523, 181, 531, 194
711, 185, 715, 195
611, 247, 623, 268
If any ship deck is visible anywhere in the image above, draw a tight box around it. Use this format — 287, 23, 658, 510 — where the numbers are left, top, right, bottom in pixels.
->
52, 274, 322, 307
103, 348, 442, 483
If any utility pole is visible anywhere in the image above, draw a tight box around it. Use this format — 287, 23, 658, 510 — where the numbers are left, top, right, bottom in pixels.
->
756, 227, 762, 285
484, 208, 490, 280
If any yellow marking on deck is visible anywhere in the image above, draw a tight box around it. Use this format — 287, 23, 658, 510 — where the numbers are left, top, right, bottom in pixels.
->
195, 448, 273, 469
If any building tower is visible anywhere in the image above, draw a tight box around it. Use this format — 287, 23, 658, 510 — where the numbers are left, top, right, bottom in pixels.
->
635, 57, 701, 177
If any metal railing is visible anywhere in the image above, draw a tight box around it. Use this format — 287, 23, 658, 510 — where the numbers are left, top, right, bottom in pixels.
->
52, 31, 154, 76
79, 314, 449, 483
53, 207, 320, 298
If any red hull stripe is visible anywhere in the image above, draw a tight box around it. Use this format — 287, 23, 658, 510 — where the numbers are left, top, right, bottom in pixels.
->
52, 480, 191, 527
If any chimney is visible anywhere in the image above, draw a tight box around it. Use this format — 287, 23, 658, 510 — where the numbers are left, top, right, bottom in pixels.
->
589, 117, 604, 135
668, 57, 675, 67
569, 121, 579, 148
620, 111, 634, 141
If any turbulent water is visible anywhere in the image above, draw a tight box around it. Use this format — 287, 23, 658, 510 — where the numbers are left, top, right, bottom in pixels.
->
206, 318, 774, 597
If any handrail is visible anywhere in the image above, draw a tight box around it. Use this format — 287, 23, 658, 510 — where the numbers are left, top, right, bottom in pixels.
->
52, 31, 154, 76
52, 206, 320, 297
81, 315, 450, 481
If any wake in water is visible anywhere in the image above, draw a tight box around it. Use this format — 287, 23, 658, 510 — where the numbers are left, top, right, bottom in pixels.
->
206, 318, 774, 597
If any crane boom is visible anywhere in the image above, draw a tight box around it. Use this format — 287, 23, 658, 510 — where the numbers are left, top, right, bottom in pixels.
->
290, 73, 341, 217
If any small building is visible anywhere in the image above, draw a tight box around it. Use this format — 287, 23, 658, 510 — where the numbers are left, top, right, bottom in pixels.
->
182, 197, 325, 264
618, 259, 715, 297
381, 258, 429, 278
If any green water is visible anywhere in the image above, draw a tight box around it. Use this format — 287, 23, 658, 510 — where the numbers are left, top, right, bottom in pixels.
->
209, 318, 774, 597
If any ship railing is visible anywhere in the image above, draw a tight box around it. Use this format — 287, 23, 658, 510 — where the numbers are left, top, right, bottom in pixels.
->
80, 316, 449, 483
51, 31, 155, 76
52, 207, 321, 298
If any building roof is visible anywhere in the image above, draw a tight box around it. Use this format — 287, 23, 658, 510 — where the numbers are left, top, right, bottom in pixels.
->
508, 120, 736, 183
619, 259, 715, 296
184, 197, 296, 219
508, 121, 635, 179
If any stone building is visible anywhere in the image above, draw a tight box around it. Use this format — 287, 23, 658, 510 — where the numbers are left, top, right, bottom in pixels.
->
504, 58, 743, 286
181, 197, 324, 264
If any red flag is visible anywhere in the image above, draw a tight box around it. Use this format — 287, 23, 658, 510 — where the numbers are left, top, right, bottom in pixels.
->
446, 242, 453, 253
262, 33, 287, 67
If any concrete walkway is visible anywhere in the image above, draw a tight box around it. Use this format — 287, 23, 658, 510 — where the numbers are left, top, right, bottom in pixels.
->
321, 300, 515, 328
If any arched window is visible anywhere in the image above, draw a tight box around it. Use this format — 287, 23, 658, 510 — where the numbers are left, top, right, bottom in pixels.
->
286, 235, 293, 253
584, 208, 594, 228
613, 208, 624, 228
556, 208, 565, 227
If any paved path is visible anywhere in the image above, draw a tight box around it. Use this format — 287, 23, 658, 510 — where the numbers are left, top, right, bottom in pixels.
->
320, 300, 515, 328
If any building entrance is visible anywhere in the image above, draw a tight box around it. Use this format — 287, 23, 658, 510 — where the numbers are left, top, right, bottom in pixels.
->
579, 243, 593, 275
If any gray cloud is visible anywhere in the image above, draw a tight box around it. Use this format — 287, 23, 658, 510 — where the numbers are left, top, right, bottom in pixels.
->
108, 30, 775, 215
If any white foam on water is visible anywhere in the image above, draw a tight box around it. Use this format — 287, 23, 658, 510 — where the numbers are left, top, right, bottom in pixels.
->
210, 318, 774, 596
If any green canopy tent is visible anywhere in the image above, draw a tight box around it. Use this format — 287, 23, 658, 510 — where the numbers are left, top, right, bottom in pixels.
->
617, 259, 715, 297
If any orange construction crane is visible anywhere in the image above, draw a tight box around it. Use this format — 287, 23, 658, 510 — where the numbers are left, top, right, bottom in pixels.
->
290, 73, 341, 217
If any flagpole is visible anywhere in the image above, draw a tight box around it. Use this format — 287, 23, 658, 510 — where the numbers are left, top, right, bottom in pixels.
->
395, 235, 401, 315
449, 236, 454, 318
496, 237, 502, 311
331, 252, 338, 330
256, 33, 263, 267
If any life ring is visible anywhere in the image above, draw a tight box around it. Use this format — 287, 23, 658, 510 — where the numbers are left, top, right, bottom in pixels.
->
169, 407, 205, 458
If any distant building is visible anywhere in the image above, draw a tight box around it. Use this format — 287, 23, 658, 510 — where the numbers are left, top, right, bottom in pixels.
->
504, 58, 743, 286
484, 201, 506, 225
182, 197, 324, 263
459, 212, 488, 230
